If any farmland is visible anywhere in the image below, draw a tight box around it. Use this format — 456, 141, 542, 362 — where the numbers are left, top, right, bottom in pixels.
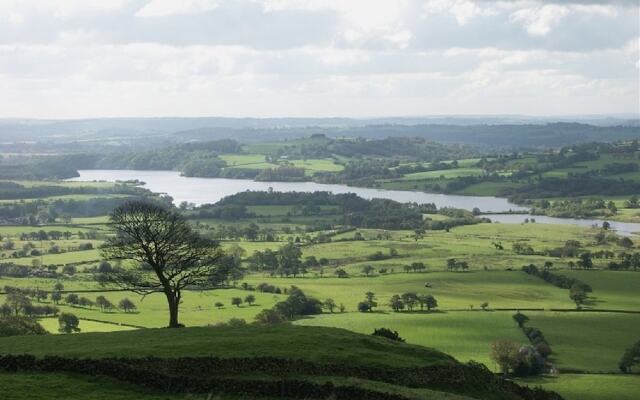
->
0, 139, 639, 400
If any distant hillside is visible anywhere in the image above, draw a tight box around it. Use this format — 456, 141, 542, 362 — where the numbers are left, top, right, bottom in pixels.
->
0, 117, 638, 150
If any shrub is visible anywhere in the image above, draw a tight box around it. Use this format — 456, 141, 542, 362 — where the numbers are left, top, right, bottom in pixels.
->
227, 318, 247, 327
254, 309, 285, 325
372, 328, 405, 342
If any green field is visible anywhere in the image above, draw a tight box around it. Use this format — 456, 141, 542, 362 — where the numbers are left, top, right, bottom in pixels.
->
297, 311, 525, 368
541, 154, 640, 182
245, 271, 574, 311
0, 288, 285, 329
11, 249, 101, 266
401, 168, 485, 180
559, 270, 640, 310
38, 317, 136, 334
518, 374, 640, 400
524, 311, 640, 372
220, 154, 270, 166
287, 158, 344, 173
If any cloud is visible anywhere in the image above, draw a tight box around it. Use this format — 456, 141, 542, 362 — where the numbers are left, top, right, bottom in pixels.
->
135, 0, 221, 17
510, 4, 571, 36
0, 0, 637, 117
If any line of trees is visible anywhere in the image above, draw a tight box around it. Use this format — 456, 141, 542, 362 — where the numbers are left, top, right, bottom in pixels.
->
446, 258, 470, 272
522, 264, 593, 308
389, 293, 438, 312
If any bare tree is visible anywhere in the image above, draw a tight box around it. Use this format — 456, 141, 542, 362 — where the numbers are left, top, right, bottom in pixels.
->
101, 201, 223, 328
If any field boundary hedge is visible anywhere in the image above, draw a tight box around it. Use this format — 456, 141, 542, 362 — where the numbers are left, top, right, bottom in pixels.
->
0, 354, 564, 400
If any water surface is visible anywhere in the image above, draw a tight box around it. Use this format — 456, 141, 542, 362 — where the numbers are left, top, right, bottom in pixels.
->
69, 170, 640, 236
70, 170, 526, 212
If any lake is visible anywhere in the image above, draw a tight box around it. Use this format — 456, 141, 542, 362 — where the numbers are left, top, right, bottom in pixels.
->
69, 170, 527, 212
69, 170, 639, 236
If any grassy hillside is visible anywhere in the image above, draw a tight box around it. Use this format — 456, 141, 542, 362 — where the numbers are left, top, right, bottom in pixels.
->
0, 325, 453, 368
0, 325, 555, 400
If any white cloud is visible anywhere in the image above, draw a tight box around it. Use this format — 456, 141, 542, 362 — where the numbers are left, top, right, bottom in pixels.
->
0, 0, 637, 117
510, 4, 571, 36
423, 0, 499, 25
136, 0, 220, 17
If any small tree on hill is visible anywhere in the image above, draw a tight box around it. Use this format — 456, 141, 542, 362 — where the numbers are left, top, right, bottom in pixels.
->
215, 302, 224, 309
401, 292, 419, 311
389, 295, 404, 312
100, 201, 224, 328
5, 290, 31, 316
420, 294, 438, 311
334, 268, 348, 278
231, 297, 243, 307
364, 292, 377, 312
78, 297, 94, 308
34, 289, 47, 303
362, 265, 375, 276
51, 290, 62, 305
324, 298, 336, 313
65, 293, 79, 306
569, 284, 587, 309
513, 312, 529, 328
95, 296, 109, 311
58, 312, 81, 334
490, 339, 520, 377
244, 294, 256, 306
118, 298, 137, 313
619, 340, 640, 373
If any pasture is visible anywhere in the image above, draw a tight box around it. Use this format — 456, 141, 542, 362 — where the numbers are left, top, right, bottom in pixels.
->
518, 374, 640, 400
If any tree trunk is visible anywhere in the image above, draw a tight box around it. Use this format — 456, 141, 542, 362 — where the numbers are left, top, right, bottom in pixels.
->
166, 292, 180, 328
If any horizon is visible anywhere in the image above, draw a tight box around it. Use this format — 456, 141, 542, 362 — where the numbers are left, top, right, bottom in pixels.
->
1, 113, 638, 122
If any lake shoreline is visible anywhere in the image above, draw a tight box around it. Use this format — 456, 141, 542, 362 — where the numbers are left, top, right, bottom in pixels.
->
68, 169, 639, 236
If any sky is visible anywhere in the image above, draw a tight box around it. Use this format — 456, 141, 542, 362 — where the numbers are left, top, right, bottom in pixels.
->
0, 0, 638, 119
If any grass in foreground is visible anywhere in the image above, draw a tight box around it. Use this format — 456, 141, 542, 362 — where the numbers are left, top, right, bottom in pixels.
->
0, 373, 198, 400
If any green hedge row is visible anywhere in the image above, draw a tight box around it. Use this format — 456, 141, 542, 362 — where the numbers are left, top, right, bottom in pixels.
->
0, 355, 564, 400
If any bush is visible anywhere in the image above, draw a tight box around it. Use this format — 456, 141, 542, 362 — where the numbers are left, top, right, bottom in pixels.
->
273, 287, 323, 320
357, 302, 370, 313
254, 309, 286, 325
372, 328, 405, 342
227, 318, 247, 327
